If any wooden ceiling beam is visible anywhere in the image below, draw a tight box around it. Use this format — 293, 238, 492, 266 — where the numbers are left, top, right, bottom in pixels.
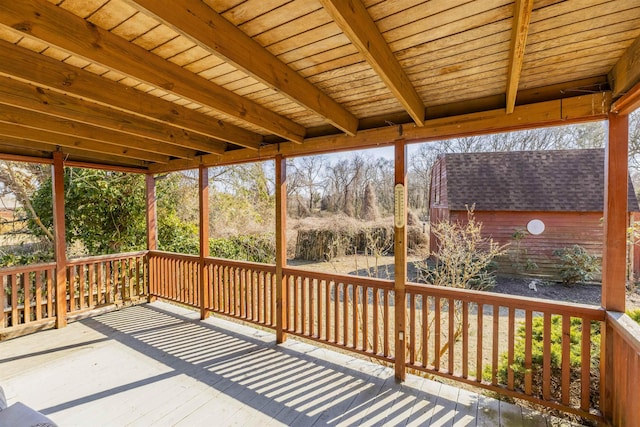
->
0, 0, 305, 143
0, 122, 169, 163
318, 0, 425, 126
130, 0, 358, 137
0, 105, 195, 159
149, 92, 611, 173
0, 75, 226, 155
610, 35, 640, 99
0, 136, 149, 168
611, 81, 640, 115
505, 0, 535, 114
0, 41, 257, 151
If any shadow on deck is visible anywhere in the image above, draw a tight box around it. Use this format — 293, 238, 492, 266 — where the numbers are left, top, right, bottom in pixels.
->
0, 302, 577, 426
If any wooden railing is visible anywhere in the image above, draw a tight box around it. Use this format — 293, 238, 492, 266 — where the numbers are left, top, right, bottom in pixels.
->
1, 251, 147, 334
205, 258, 276, 329
282, 268, 395, 363
603, 312, 640, 426
1, 262, 56, 329
7, 251, 640, 424
405, 282, 605, 420
148, 251, 200, 308
67, 251, 147, 314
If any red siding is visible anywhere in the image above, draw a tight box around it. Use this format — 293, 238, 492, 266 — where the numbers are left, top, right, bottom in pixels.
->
448, 210, 611, 280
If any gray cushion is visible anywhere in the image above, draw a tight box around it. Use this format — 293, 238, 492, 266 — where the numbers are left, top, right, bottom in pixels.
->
0, 402, 57, 427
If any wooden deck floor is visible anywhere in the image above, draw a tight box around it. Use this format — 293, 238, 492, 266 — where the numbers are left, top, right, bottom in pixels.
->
0, 302, 579, 426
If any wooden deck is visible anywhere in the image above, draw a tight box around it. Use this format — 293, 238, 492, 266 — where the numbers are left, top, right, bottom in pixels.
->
0, 302, 580, 426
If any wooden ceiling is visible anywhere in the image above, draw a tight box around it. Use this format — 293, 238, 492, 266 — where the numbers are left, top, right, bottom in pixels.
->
0, 0, 639, 173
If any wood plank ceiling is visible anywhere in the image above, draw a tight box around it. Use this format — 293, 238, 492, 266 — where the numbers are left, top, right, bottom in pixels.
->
0, 0, 639, 172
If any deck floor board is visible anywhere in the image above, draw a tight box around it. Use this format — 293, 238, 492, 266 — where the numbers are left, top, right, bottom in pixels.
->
0, 302, 563, 426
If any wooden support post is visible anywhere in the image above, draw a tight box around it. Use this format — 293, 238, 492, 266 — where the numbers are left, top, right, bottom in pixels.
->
602, 112, 629, 312
601, 112, 629, 421
145, 174, 157, 302
275, 155, 287, 343
145, 174, 157, 251
394, 139, 407, 381
52, 151, 67, 328
199, 165, 210, 320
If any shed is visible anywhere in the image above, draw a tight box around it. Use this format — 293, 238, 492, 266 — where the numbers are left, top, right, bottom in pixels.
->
429, 148, 640, 279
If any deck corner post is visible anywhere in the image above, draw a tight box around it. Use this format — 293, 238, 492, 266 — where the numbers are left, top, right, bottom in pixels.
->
145, 173, 157, 302
199, 165, 210, 320
275, 155, 287, 343
52, 151, 67, 328
394, 139, 407, 381
601, 112, 630, 421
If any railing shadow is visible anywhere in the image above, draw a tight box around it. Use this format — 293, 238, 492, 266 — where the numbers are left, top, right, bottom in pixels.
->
38, 302, 491, 426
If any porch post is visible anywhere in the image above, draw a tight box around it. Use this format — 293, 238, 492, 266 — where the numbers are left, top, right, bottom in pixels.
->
394, 139, 407, 381
275, 154, 287, 343
602, 112, 629, 312
52, 151, 67, 328
145, 174, 157, 302
199, 165, 210, 320
145, 174, 157, 251
601, 112, 630, 420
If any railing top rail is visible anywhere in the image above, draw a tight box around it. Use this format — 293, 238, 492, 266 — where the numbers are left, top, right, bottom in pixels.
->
205, 256, 276, 272
283, 266, 395, 290
607, 311, 640, 354
407, 281, 605, 320
0, 261, 56, 275
67, 250, 148, 266
148, 250, 199, 261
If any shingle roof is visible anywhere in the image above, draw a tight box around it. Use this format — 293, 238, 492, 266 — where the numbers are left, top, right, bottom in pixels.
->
442, 149, 639, 212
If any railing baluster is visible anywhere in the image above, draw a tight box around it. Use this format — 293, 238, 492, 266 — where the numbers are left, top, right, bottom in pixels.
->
373, 288, 379, 354
35, 271, 42, 321
524, 310, 533, 395
449, 298, 455, 374
23, 272, 31, 323
581, 318, 591, 412
422, 295, 428, 369
492, 304, 499, 385
507, 307, 515, 390
362, 286, 368, 352
409, 292, 415, 366
383, 290, 389, 358
462, 300, 468, 378
434, 296, 441, 371
561, 314, 571, 405
343, 283, 349, 346
11, 274, 18, 326
543, 312, 552, 400
477, 303, 483, 383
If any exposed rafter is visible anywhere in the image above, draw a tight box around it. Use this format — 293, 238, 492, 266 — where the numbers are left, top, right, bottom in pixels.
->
609, 35, 640, 99
318, 0, 425, 126
0, 0, 306, 143
0, 104, 195, 159
0, 41, 257, 151
130, 0, 358, 137
0, 75, 225, 155
0, 136, 149, 168
505, 0, 534, 114
0, 122, 169, 163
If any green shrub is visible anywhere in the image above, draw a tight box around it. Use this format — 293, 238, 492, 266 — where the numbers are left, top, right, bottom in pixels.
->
490, 315, 600, 410
552, 245, 600, 285
627, 308, 640, 324
209, 233, 275, 264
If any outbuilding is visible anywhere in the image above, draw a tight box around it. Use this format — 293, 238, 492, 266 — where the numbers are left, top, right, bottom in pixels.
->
429, 148, 640, 279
